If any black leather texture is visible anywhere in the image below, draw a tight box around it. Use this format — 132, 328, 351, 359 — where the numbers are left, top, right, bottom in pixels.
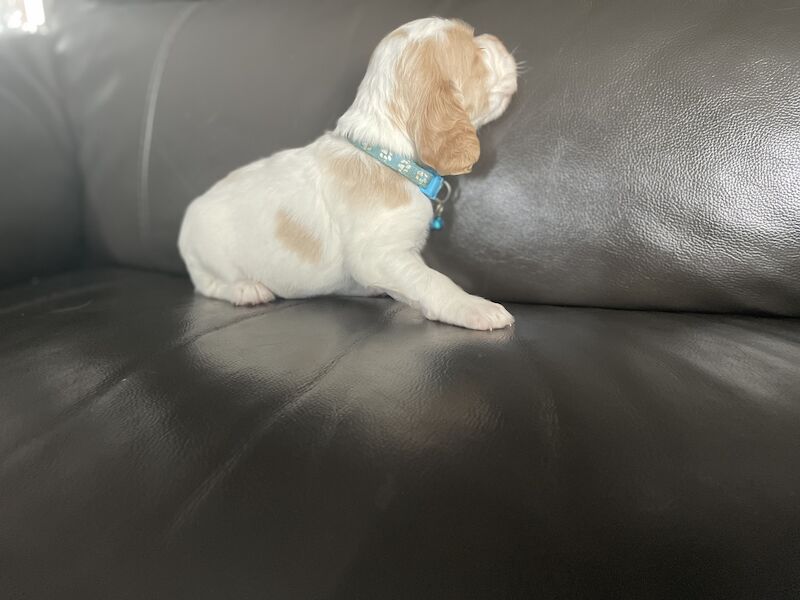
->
52, 0, 800, 313
1, 269, 799, 599
0, 34, 82, 286
3, 1, 800, 597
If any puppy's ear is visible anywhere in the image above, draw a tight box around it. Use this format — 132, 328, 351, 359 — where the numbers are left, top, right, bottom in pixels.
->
409, 78, 480, 176
405, 41, 481, 175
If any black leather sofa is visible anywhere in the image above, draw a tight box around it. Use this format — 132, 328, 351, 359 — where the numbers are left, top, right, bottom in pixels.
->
2, 1, 799, 598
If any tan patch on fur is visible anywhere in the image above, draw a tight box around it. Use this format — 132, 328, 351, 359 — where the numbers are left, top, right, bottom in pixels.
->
326, 151, 411, 209
275, 209, 322, 264
392, 23, 489, 175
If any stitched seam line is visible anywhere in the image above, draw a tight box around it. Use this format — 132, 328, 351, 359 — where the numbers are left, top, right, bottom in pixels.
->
138, 2, 202, 251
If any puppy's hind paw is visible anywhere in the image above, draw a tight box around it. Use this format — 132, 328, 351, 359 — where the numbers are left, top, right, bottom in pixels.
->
231, 281, 275, 306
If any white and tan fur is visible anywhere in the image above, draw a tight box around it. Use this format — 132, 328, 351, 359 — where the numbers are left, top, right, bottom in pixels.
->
178, 18, 518, 330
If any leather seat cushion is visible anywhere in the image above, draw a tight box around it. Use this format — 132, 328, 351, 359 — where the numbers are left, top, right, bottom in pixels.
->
1, 269, 799, 598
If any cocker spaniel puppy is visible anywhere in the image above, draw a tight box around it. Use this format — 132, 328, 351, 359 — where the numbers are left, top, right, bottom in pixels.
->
179, 17, 518, 330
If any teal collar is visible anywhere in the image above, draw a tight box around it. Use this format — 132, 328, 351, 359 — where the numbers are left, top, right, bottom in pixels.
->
349, 139, 451, 230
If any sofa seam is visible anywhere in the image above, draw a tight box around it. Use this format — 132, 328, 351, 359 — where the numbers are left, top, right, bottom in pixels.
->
137, 2, 203, 255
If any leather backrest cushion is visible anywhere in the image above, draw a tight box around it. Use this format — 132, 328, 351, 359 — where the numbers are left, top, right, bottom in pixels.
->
0, 34, 82, 286
54, 0, 800, 314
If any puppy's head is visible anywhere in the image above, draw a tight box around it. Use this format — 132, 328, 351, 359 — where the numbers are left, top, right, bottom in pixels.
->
384, 19, 518, 175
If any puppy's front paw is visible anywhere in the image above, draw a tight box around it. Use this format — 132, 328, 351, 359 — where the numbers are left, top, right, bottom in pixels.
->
435, 296, 514, 331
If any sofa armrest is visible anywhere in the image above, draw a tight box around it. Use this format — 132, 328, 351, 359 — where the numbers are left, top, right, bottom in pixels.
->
0, 33, 82, 287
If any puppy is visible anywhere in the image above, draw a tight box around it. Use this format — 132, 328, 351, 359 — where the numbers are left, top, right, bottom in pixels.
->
178, 17, 518, 330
